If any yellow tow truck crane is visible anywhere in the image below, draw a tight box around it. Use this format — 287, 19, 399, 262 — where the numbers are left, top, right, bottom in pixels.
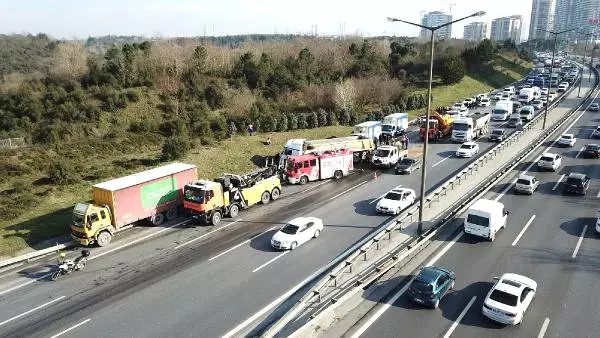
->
183, 166, 282, 225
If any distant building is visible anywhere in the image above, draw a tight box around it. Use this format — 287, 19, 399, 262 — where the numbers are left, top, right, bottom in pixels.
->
490, 15, 523, 43
463, 22, 489, 42
420, 11, 453, 39
553, 0, 600, 41
529, 0, 556, 40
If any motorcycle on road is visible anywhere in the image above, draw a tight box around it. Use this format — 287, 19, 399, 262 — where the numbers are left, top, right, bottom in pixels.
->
51, 250, 89, 280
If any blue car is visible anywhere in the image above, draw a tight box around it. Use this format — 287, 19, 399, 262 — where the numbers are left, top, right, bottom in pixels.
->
407, 266, 455, 308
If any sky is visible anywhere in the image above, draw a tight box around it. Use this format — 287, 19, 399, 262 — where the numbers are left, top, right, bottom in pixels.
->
0, 0, 533, 40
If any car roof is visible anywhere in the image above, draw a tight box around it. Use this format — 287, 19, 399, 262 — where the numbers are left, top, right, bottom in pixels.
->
561, 133, 574, 137
541, 152, 558, 158
416, 267, 446, 284
462, 141, 477, 146
592, 103, 600, 106
491, 129, 505, 133
401, 157, 418, 162
287, 217, 320, 226
585, 144, 600, 149
518, 174, 536, 181
387, 187, 415, 195
568, 172, 587, 179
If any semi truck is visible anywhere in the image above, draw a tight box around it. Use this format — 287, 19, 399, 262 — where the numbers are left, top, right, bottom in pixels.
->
284, 149, 354, 184
70, 163, 198, 247
419, 111, 454, 141
381, 113, 408, 138
279, 136, 375, 168
451, 112, 491, 142
183, 167, 281, 225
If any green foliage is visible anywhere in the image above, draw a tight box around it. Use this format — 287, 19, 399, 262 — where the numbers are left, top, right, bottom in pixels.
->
288, 113, 298, 130
228, 121, 238, 138
307, 111, 319, 128
277, 113, 289, 132
161, 134, 190, 161
46, 159, 80, 184
439, 55, 466, 85
296, 113, 307, 129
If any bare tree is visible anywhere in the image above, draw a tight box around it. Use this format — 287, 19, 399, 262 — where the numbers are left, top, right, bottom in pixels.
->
334, 79, 357, 112
50, 42, 88, 82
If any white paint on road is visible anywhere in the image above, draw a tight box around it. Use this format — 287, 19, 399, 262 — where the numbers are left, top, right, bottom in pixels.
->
349, 231, 464, 338
443, 296, 477, 338
431, 155, 452, 168
49, 318, 91, 338
596, 189, 600, 198
512, 215, 536, 246
0, 296, 65, 327
252, 251, 289, 273
538, 317, 551, 338
208, 226, 277, 261
328, 180, 368, 201
572, 224, 588, 258
369, 185, 402, 205
552, 174, 565, 191
173, 219, 242, 250
575, 146, 585, 158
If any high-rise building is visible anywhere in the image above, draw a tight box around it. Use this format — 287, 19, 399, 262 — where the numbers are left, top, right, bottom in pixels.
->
463, 22, 489, 42
529, 0, 556, 40
420, 11, 453, 39
572, 0, 600, 35
490, 15, 523, 43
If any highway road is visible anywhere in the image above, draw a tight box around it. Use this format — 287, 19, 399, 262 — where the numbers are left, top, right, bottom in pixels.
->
0, 74, 586, 337
347, 73, 600, 338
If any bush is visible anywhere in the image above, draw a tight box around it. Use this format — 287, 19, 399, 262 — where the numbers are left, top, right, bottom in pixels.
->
288, 113, 298, 130
317, 108, 328, 126
159, 118, 189, 137
277, 114, 289, 132
161, 135, 191, 161
125, 89, 141, 102
307, 111, 319, 128
326, 110, 337, 126
297, 113, 307, 129
0, 191, 38, 220
46, 160, 80, 184
439, 55, 466, 85
337, 109, 350, 125
129, 120, 156, 133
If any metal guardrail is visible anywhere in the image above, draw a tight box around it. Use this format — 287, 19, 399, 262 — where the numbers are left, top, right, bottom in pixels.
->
0, 242, 73, 269
262, 67, 591, 336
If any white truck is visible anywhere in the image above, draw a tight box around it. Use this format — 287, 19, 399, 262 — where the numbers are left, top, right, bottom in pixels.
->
352, 121, 382, 141
371, 145, 408, 168
451, 112, 491, 142
492, 100, 513, 121
381, 113, 408, 138
518, 88, 535, 103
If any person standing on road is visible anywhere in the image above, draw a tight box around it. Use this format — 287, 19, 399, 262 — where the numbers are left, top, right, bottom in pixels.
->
404, 135, 409, 150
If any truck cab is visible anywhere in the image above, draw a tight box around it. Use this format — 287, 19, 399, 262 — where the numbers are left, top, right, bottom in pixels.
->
71, 203, 113, 246
372, 145, 407, 168
183, 180, 226, 225
381, 113, 408, 138
451, 117, 474, 142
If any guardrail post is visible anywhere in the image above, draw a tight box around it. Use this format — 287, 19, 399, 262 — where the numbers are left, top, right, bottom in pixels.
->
361, 249, 367, 261
330, 274, 337, 287
374, 238, 380, 250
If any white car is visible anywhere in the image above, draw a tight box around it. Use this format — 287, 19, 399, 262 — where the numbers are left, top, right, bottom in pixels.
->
456, 142, 480, 157
501, 93, 512, 100
537, 152, 562, 171
589, 103, 600, 111
482, 273, 537, 325
547, 93, 556, 101
494, 92, 504, 100
375, 187, 416, 215
271, 217, 324, 250
592, 126, 600, 138
514, 174, 539, 194
558, 133, 576, 147
531, 100, 543, 110
541, 87, 549, 95
479, 97, 491, 107
452, 102, 466, 111
557, 84, 568, 92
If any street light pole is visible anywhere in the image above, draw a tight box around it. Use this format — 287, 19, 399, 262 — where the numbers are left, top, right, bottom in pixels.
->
387, 10, 485, 235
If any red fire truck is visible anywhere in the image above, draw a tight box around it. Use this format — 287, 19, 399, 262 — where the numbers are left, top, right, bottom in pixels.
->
284, 149, 354, 185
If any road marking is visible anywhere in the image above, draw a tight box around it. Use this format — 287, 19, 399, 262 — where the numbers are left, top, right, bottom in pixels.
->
208, 226, 277, 261
49, 318, 91, 338
328, 181, 368, 201
538, 317, 550, 338
512, 215, 536, 246
350, 231, 463, 338
572, 224, 588, 258
443, 296, 477, 338
575, 146, 585, 158
252, 251, 289, 273
300, 180, 330, 193
0, 296, 66, 327
369, 185, 402, 205
432, 155, 452, 168
596, 189, 600, 198
552, 174, 565, 191
173, 219, 242, 250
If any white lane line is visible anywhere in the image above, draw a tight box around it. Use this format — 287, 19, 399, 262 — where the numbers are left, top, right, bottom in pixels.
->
252, 251, 289, 273
538, 317, 550, 338
208, 226, 277, 261
369, 185, 402, 205
442, 296, 477, 338
552, 174, 565, 191
49, 318, 91, 338
328, 181, 368, 201
350, 231, 464, 338
572, 224, 588, 258
300, 180, 330, 193
174, 219, 242, 250
575, 146, 585, 158
596, 189, 600, 198
0, 296, 66, 327
512, 215, 536, 246
432, 155, 452, 168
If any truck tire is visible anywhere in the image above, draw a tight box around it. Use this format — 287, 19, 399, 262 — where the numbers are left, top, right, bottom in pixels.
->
299, 176, 308, 185
271, 187, 281, 200
96, 231, 112, 247
210, 211, 222, 226
51, 271, 60, 281
334, 170, 343, 180
261, 191, 271, 204
229, 204, 240, 218
151, 213, 165, 226
166, 208, 178, 221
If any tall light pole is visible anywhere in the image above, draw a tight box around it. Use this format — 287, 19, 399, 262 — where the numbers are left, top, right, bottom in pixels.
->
387, 10, 486, 235
576, 30, 596, 97
539, 28, 575, 129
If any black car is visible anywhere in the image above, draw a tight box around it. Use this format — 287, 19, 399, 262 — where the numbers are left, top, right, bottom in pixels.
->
582, 144, 600, 158
562, 173, 591, 195
489, 129, 508, 142
395, 157, 422, 174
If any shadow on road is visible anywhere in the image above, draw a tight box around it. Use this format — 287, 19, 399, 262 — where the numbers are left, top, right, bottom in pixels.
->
442, 281, 505, 330
559, 217, 596, 238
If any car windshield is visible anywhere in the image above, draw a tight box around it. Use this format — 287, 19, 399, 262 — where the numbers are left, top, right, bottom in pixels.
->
466, 214, 489, 227
460, 144, 472, 149
384, 192, 403, 201
540, 156, 554, 162
517, 179, 532, 185
566, 178, 582, 186
454, 123, 469, 131
489, 289, 519, 306
411, 280, 433, 293
72, 213, 85, 228
381, 125, 393, 132
493, 109, 508, 115
587, 145, 600, 150
281, 224, 299, 234
375, 149, 390, 157
561, 135, 572, 139
492, 130, 503, 135
399, 158, 413, 165
184, 188, 205, 203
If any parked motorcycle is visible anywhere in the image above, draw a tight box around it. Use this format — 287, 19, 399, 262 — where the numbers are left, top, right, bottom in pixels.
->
51, 250, 90, 280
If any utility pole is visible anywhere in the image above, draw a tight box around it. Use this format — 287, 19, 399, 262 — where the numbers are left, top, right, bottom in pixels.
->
449, 3, 456, 14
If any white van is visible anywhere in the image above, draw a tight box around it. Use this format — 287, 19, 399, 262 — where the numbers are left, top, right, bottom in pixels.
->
503, 86, 515, 95
493, 100, 513, 121
464, 199, 509, 241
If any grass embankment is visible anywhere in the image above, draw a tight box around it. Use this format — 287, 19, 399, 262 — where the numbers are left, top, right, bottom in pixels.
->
0, 126, 351, 257
406, 51, 533, 119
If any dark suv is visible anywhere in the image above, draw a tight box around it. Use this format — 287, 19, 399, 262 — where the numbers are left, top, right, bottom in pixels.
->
489, 129, 508, 142
562, 173, 591, 195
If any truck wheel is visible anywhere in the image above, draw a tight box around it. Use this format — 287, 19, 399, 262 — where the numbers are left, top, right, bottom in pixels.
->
211, 211, 222, 226
271, 187, 281, 200
96, 231, 112, 247
51, 271, 60, 281
229, 204, 240, 218
299, 176, 308, 185
334, 170, 343, 180
151, 213, 165, 226
166, 208, 178, 221
261, 191, 271, 204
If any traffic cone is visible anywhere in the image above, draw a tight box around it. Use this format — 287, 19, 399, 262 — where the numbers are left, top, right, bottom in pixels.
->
374, 171, 378, 180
